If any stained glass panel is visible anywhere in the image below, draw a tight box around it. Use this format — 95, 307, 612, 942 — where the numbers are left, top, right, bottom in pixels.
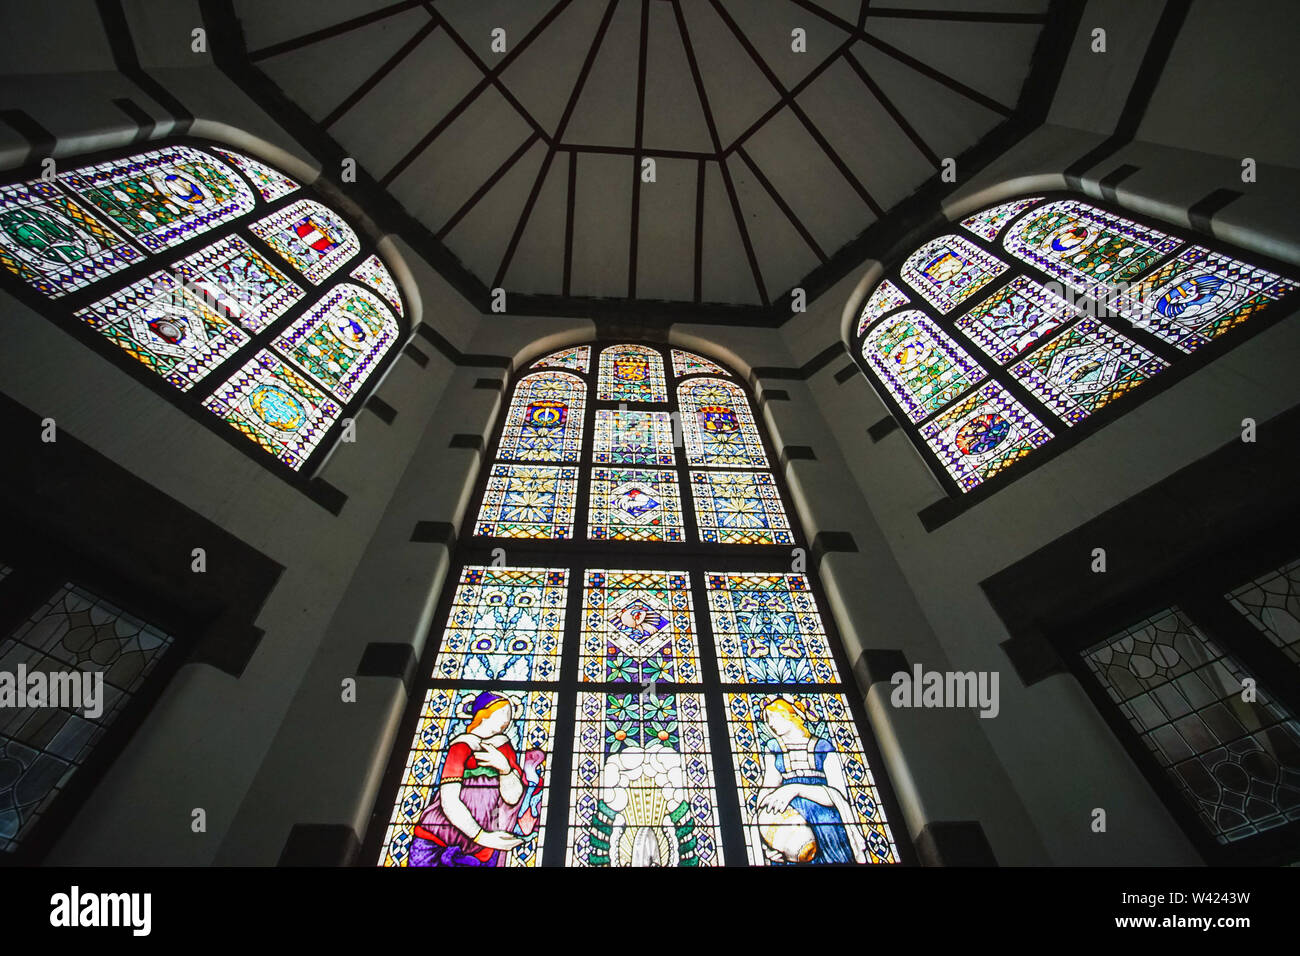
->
597, 344, 667, 403
920, 380, 1053, 491
856, 278, 910, 335
592, 409, 676, 466
954, 274, 1082, 364
201, 349, 341, 470
0, 179, 142, 298
270, 284, 398, 402
1113, 245, 1297, 354
377, 687, 556, 867
75, 270, 248, 391
670, 348, 731, 378
690, 470, 793, 545
496, 372, 587, 463
1082, 608, 1300, 844
529, 345, 590, 373
679, 377, 768, 468
430, 566, 567, 682
588, 467, 684, 542
1, 584, 175, 853
1227, 559, 1300, 666
249, 198, 361, 285
579, 570, 700, 683
473, 464, 578, 540
707, 573, 840, 684
1003, 199, 1181, 294
349, 253, 404, 317
210, 146, 300, 203
568, 691, 722, 866
959, 197, 1043, 242
171, 234, 304, 334
899, 234, 1008, 313
64, 145, 255, 253
725, 692, 899, 865
861, 310, 987, 423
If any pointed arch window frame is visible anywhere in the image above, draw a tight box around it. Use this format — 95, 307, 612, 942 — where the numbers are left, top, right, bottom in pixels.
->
0, 135, 414, 499
849, 191, 1299, 528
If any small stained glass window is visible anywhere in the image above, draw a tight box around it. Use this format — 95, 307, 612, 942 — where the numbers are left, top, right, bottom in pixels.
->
856, 278, 910, 335
593, 409, 675, 466
861, 310, 986, 423
920, 380, 1053, 492
953, 274, 1080, 365
578, 570, 699, 683
530, 345, 591, 373
597, 344, 667, 403
708, 573, 840, 684
587, 467, 684, 542
473, 464, 579, 540
496, 371, 587, 463
249, 198, 361, 285
210, 146, 300, 203
349, 253, 404, 318
900, 234, 1008, 313
690, 470, 793, 545
959, 197, 1043, 242
270, 284, 399, 402
1227, 559, 1300, 666
679, 377, 768, 468
670, 348, 731, 378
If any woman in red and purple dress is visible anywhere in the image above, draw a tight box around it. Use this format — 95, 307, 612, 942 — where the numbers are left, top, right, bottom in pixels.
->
409, 692, 545, 867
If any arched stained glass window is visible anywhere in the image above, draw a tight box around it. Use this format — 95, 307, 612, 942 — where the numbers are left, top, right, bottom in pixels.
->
854, 194, 1299, 499
369, 342, 906, 868
0, 138, 410, 479
496, 371, 587, 463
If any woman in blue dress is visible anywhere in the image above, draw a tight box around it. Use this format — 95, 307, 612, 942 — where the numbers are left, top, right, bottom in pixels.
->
753, 697, 868, 865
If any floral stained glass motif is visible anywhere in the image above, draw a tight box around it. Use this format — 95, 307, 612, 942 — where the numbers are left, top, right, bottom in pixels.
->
593, 409, 675, 466
63, 146, 255, 253
959, 197, 1043, 242
690, 471, 792, 546
171, 234, 304, 334
679, 378, 768, 468
210, 146, 300, 203
597, 344, 667, 403
1009, 318, 1169, 426
725, 693, 899, 866
707, 573, 840, 685
201, 349, 341, 470
0, 179, 142, 298
900, 234, 1008, 313
670, 349, 731, 378
856, 279, 910, 335
270, 284, 398, 402
954, 274, 1082, 364
348, 254, 404, 317
496, 372, 587, 464
1226, 559, 1300, 666
861, 310, 987, 423
75, 270, 249, 391
579, 570, 700, 683
249, 198, 360, 285
473, 464, 578, 540
588, 468, 684, 542
430, 567, 567, 682
568, 692, 722, 866
529, 345, 591, 373
1002, 199, 1181, 295
1082, 608, 1300, 844
377, 687, 556, 867
0, 584, 175, 853
1113, 246, 1297, 354
920, 380, 1053, 492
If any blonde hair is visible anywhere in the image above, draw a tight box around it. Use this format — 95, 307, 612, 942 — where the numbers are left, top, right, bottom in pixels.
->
762, 697, 812, 737
467, 697, 510, 734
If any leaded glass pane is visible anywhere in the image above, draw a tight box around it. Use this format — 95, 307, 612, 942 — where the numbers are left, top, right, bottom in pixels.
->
210, 146, 300, 203
0, 179, 142, 298
597, 344, 667, 403
171, 233, 304, 334
861, 310, 987, 423
1082, 608, 1300, 844
725, 692, 899, 865
348, 253, 404, 317
588, 467, 684, 542
377, 687, 556, 867
919, 379, 1053, 491
431, 567, 567, 682
670, 348, 731, 378
578, 570, 700, 684
249, 198, 361, 285
959, 197, 1043, 242
529, 345, 591, 373
270, 284, 398, 402
856, 278, 910, 335
690, 470, 792, 545
679, 377, 768, 468
1009, 317, 1169, 426
953, 274, 1082, 364
899, 234, 1008, 313
707, 573, 840, 684
592, 409, 676, 466
473, 464, 578, 540
1227, 559, 1300, 666
496, 371, 586, 463
567, 691, 722, 866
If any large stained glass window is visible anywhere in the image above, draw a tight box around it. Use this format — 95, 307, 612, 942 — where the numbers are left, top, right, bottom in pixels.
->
0, 139, 410, 479
373, 343, 905, 867
852, 194, 1298, 497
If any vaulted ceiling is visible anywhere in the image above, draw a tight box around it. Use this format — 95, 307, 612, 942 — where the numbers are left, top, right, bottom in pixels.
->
228, 0, 1065, 320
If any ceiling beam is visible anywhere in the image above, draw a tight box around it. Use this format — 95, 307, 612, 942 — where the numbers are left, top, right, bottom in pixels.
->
321, 16, 438, 129
248, 0, 425, 61
737, 145, 826, 262
436, 130, 542, 241
629, 0, 652, 299
843, 47, 939, 167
